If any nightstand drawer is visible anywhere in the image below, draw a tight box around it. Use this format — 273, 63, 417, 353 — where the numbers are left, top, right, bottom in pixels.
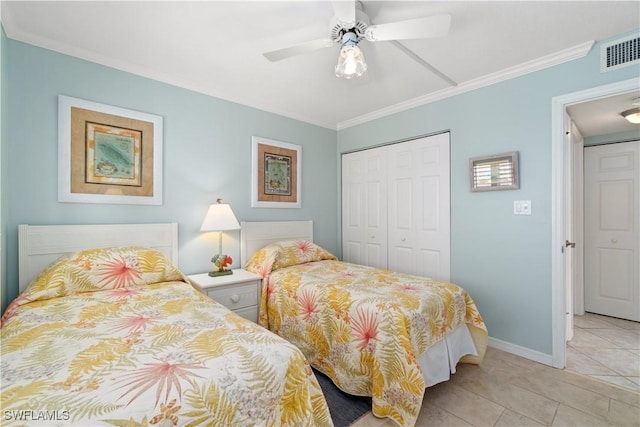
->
233, 306, 258, 323
188, 270, 262, 324
205, 282, 258, 310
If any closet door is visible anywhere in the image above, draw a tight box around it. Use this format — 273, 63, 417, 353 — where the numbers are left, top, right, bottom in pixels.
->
387, 133, 450, 280
342, 147, 388, 268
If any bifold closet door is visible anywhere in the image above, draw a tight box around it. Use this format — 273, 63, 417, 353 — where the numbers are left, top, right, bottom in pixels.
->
387, 133, 450, 281
342, 146, 388, 269
342, 132, 450, 279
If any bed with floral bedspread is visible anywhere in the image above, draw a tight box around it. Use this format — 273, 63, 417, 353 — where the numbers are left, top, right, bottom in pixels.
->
245, 240, 488, 427
1, 246, 332, 427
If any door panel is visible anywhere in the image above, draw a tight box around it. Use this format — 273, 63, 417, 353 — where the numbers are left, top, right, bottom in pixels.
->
395, 246, 414, 274
394, 178, 413, 230
584, 141, 639, 321
597, 248, 633, 300
421, 176, 440, 231
342, 147, 387, 269
367, 182, 382, 228
420, 249, 441, 279
600, 180, 632, 230
388, 133, 450, 280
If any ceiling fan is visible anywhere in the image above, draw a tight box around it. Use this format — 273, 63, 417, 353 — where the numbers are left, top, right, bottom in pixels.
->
263, 1, 452, 79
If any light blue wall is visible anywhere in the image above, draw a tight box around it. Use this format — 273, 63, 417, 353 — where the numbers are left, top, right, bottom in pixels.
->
337, 31, 639, 355
2, 39, 338, 311
584, 129, 640, 146
3, 27, 638, 358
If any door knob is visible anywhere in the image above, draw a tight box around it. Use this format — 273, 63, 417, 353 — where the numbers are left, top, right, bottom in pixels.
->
611, 238, 618, 244
565, 240, 576, 248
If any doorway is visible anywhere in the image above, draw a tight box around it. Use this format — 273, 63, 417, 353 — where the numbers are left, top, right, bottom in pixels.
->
551, 78, 639, 369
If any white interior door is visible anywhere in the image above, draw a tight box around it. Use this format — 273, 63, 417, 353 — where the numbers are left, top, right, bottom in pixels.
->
387, 133, 450, 280
342, 147, 388, 268
584, 141, 640, 321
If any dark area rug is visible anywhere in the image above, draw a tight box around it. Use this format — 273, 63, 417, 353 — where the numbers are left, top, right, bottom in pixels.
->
313, 369, 371, 427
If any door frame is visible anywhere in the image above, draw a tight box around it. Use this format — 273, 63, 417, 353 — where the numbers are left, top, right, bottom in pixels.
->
550, 78, 638, 368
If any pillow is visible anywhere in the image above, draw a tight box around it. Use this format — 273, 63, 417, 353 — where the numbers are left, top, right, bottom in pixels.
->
244, 240, 337, 277
16, 246, 187, 305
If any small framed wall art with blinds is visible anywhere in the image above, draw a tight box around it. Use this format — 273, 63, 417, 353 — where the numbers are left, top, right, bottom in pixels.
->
470, 151, 519, 192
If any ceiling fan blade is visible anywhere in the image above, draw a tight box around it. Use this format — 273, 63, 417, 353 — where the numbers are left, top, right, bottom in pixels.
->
365, 14, 451, 42
331, 0, 356, 27
263, 38, 334, 62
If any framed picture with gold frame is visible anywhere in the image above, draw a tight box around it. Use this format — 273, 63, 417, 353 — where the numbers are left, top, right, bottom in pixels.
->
58, 95, 163, 205
251, 136, 301, 208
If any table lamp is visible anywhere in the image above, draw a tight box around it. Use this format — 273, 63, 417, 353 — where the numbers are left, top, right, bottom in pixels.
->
200, 198, 241, 276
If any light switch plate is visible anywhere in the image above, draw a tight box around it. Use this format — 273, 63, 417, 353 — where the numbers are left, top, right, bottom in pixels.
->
514, 200, 532, 215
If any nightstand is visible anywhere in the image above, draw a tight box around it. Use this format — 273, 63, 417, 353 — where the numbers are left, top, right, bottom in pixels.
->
188, 269, 262, 323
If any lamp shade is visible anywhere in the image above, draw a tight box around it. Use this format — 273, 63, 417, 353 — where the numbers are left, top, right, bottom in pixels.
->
335, 31, 367, 79
200, 200, 240, 232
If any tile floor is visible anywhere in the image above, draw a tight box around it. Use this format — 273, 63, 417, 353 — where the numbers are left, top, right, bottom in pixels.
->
566, 312, 640, 393
350, 344, 640, 427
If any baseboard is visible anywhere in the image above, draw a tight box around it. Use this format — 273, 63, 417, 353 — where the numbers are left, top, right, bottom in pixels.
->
488, 336, 554, 366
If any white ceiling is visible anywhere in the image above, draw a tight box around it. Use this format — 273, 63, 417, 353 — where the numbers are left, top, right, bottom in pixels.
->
2, 1, 639, 132
567, 90, 640, 138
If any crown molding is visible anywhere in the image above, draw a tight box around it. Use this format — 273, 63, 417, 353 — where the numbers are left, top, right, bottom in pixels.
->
4, 6, 594, 134
337, 41, 595, 130
2, 15, 336, 130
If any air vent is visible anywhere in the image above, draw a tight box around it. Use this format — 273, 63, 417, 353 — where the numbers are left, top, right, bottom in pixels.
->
601, 34, 639, 72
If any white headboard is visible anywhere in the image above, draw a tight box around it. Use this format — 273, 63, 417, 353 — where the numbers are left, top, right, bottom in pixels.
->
18, 223, 178, 292
240, 220, 313, 266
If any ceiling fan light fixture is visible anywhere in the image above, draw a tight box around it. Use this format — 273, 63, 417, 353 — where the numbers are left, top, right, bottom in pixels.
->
335, 31, 367, 79
621, 107, 640, 124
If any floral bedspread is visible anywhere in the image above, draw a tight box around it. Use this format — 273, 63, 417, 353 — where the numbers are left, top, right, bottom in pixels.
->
1, 246, 332, 427
245, 240, 488, 427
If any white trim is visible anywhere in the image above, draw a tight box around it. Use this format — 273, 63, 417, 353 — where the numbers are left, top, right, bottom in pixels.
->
3, 22, 336, 131
488, 336, 553, 366
550, 78, 640, 369
338, 41, 595, 130
3, 11, 594, 131
551, 96, 565, 368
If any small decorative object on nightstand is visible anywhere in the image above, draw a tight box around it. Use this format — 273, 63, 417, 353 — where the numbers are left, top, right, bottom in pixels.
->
200, 198, 241, 277
188, 269, 262, 323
